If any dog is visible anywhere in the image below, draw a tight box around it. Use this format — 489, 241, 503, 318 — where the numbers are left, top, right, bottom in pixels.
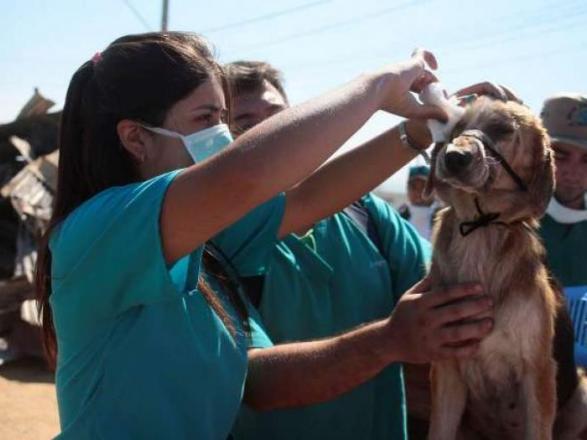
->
424, 97, 559, 439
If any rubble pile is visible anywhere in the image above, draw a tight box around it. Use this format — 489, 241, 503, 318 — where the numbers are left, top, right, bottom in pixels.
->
0, 89, 60, 362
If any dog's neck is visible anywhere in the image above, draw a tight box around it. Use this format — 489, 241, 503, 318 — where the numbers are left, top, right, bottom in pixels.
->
455, 197, 505, 236
449, 195, 537, 236
432, 207, 545, 304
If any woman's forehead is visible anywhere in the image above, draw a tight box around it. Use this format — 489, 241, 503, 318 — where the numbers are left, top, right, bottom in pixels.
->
172, 76, 226, 115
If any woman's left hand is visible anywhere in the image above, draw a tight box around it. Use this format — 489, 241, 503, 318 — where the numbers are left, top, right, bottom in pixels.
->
453, 82, 523, 105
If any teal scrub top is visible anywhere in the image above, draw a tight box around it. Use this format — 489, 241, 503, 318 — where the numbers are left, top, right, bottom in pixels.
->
49, 170, 282, 439
233, 193, 431, 440
540, 214, 587, 288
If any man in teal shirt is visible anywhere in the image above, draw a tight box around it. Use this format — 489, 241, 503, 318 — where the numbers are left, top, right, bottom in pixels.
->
539, 93, 587, 289
539, 94, 587, 366
226, 61, 431, 440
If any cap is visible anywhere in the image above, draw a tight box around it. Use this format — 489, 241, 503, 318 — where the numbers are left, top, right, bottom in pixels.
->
541, 93, 587, 151
408, 165, 430, 180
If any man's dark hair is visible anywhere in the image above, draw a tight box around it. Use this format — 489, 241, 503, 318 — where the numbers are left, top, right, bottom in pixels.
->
225, 61, 288, 102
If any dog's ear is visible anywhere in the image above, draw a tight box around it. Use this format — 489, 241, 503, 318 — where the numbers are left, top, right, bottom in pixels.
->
527, 128, 555, 218
423, 142, 444, 199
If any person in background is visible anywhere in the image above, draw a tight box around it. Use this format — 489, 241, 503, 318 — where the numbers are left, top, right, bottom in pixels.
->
399, 164, 439, 240
225, 60, 497, 440
225, 61, 288, 135
539, 93, 587, 367
540, 93, 587, 289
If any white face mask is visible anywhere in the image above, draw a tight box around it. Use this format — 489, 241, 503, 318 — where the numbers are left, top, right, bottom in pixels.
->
143, 123, 233, 163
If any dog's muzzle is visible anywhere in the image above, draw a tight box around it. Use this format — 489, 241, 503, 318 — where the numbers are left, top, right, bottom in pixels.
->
444, 144, 474, 174
437, 137, 489, 191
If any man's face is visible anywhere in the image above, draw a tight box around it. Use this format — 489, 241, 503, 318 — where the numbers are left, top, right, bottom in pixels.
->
231, 79, 288, 134
407, 177, 431, 206
552, 141, 587, 205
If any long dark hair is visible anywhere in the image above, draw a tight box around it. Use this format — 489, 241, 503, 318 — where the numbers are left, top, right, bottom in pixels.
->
36, 32, 248, 367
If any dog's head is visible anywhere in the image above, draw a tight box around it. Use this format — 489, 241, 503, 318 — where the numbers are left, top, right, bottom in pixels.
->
424, 97, 554, 223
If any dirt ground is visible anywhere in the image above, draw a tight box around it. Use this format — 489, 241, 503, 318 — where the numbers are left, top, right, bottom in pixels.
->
0, 357, 59, 439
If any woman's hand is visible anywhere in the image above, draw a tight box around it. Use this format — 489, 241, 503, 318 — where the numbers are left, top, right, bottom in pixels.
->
453, 82, 523, 105
375, 49, 447, 121
383, 276, 494, 364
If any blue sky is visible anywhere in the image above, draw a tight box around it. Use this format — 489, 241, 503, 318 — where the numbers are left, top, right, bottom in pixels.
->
1, 0, 585, 192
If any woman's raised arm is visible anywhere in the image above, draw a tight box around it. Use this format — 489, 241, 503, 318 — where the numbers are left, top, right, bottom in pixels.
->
161, 50, 444, 262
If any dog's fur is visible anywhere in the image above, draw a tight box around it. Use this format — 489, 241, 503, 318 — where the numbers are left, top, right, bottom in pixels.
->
425, 98, 560, 439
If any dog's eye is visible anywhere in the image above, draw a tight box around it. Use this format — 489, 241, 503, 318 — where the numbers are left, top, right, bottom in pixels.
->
485, 123, 515, 139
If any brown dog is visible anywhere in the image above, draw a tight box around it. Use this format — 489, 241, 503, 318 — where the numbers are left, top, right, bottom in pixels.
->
425, 97, 558, 439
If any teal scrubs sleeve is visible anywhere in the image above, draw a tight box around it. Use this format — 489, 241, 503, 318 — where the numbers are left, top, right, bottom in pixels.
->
50, 171, 184, 334
247, 303, 273, 348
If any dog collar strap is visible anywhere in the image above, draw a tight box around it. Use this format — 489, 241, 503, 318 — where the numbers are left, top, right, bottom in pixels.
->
460, 129, 528, 192
459, 198, 506, 236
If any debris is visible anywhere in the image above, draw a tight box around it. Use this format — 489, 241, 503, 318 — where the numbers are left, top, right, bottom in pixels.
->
0, 89, 59, 361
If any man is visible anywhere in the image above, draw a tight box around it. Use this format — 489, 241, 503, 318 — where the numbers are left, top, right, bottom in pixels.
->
225, 61, 288, 135
539, 93, 587, 289
540, 93, 587, 367
226, 61, 431, 440
399, 165, 439, 240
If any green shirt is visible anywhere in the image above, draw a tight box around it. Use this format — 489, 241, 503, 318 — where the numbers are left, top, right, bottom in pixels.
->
233, 193, 431, 440
540, 214, 587, 288
50, 171, 282, 439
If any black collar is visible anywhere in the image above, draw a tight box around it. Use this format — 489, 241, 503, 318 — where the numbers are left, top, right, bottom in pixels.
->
458, 198, 539, 237
459, 198, 506, 236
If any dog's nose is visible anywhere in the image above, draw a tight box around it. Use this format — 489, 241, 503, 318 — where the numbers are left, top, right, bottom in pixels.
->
445, 149, 473, 173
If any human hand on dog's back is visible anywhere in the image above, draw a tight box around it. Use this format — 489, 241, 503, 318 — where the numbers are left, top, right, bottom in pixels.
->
384, 276, 494, 364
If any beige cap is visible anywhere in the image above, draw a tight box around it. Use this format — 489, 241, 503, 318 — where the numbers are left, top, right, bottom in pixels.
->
540, 93, 587, 151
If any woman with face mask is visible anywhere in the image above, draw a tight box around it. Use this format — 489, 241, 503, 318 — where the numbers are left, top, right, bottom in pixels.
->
36, 32, 454, 439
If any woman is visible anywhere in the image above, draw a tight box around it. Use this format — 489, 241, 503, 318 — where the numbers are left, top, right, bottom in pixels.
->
37, 33, 491, 439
